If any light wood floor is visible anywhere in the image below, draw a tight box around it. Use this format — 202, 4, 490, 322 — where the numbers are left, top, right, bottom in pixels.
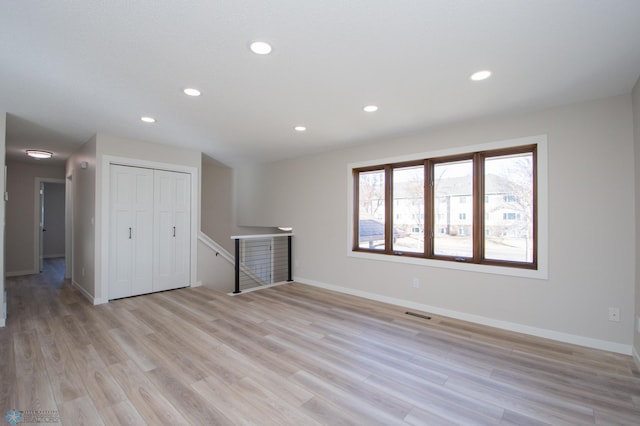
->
2, 259, 640, 425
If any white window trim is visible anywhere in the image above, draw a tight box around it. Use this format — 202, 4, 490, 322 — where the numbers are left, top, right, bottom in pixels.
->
346, 134, 548, 280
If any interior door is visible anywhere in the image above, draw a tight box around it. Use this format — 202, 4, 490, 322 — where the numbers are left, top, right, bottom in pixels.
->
153, 170, 191, 292
39, 182, 44, 272
109, 165, 154, 299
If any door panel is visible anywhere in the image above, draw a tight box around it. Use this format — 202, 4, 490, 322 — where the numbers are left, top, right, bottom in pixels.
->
109, 165, 154, 299
153, 170, 191, 292
173, 173, 191, 285
154, 210, 173, 283
39, 182, 44, 272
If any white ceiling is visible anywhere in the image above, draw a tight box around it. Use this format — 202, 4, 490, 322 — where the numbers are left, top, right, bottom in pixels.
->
1, 1, 640, 167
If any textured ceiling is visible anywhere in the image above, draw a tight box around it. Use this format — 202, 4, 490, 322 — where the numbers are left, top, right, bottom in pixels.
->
1, 1, 640, 167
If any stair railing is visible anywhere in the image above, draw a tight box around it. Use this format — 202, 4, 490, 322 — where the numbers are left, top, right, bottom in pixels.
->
231, 233, 293, 294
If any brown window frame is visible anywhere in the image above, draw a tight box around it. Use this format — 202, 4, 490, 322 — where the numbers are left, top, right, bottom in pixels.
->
353, 144, 537, 270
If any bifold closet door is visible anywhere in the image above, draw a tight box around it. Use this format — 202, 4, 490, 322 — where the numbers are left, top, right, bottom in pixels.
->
153, 169, 191, 292
109, 165, 154, 299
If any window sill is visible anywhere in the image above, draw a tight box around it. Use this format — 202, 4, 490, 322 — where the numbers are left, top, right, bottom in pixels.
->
348, 250, 548, 280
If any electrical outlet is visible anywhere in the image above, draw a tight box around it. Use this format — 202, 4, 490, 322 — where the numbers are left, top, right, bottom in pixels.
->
412, 278, 420, 289
608, 307, 620, 322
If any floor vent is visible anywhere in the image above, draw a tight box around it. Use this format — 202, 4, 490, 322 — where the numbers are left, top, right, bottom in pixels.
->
405, 311, 432, 320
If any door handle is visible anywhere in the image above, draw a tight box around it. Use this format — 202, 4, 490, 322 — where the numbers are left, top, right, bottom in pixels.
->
173, 226, 176, 237
129, 227, 132, 239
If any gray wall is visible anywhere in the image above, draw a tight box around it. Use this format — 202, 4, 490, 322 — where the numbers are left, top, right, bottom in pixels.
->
633, 75, 640, 365
67, 136, 96, 297
236, 94, 636, 354
0, 113, 5, 326
201, 156, 235, 253
5, 161, 65, 275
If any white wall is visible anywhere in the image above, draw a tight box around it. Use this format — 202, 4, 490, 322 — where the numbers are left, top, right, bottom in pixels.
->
236, 94, 636, 353
5, 161, 66, 275
633, 75, 640, 365
66, 136, 97, 299
0, 112, 6, 326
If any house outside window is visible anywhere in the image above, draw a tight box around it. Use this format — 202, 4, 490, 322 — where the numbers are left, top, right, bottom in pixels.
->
353, 144, 537, 269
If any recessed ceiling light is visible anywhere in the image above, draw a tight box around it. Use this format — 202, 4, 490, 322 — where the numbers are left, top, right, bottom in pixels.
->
470, 70, 492, 81
183, 88, 201, 97
294, 126, 307, 132
363, 105, 379, 112
141, 116, 156, 123
26, 150, 53, 159
250, 41, 272, 55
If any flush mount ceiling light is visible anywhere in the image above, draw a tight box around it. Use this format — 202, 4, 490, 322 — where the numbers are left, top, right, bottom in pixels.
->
26, 150, 53, 159
363, 105, 379, 112
250, 41, 272, 55
141, 116, 156, 123
294, 126, 307, 132
470, 70, 492, 81
183, 88, 201, 97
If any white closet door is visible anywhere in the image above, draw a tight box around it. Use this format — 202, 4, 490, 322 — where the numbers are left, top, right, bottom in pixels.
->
153, 169, 191, 292
109, 165, 154, 299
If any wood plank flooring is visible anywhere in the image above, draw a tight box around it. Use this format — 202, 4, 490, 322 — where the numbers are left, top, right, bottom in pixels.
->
1, 258, 640, 425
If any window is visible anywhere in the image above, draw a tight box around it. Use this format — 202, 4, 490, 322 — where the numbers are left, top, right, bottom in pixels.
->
392, 164, 424, 254
434, 158, 473, 258
353, 144, 537, 269
486, 151, 533, 262
356, 169, 385, 250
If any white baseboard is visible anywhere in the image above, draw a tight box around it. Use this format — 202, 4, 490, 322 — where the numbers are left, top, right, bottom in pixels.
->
71, 280, 107, 305
0, 291, 5, 327
5, 269, 38, 277
228, 281, 288, 296
1, 291, 5, 327
295, 277, 633, 356
633, 346, 640, 371
44, 254, 65, 259
192, 281, 202, 288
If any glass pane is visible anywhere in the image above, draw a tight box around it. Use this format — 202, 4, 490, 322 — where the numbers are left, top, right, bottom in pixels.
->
484, 152, 534, 262
392, 165, 424, 254
433, 160, 473, 257
358, 170, 386, 250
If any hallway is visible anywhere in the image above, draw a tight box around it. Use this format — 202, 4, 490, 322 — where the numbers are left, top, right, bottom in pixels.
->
4, 257, 69, 325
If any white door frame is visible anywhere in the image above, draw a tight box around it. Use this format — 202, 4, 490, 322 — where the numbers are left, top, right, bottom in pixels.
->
33, 177, 65, 274
99, 155, 198, 304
